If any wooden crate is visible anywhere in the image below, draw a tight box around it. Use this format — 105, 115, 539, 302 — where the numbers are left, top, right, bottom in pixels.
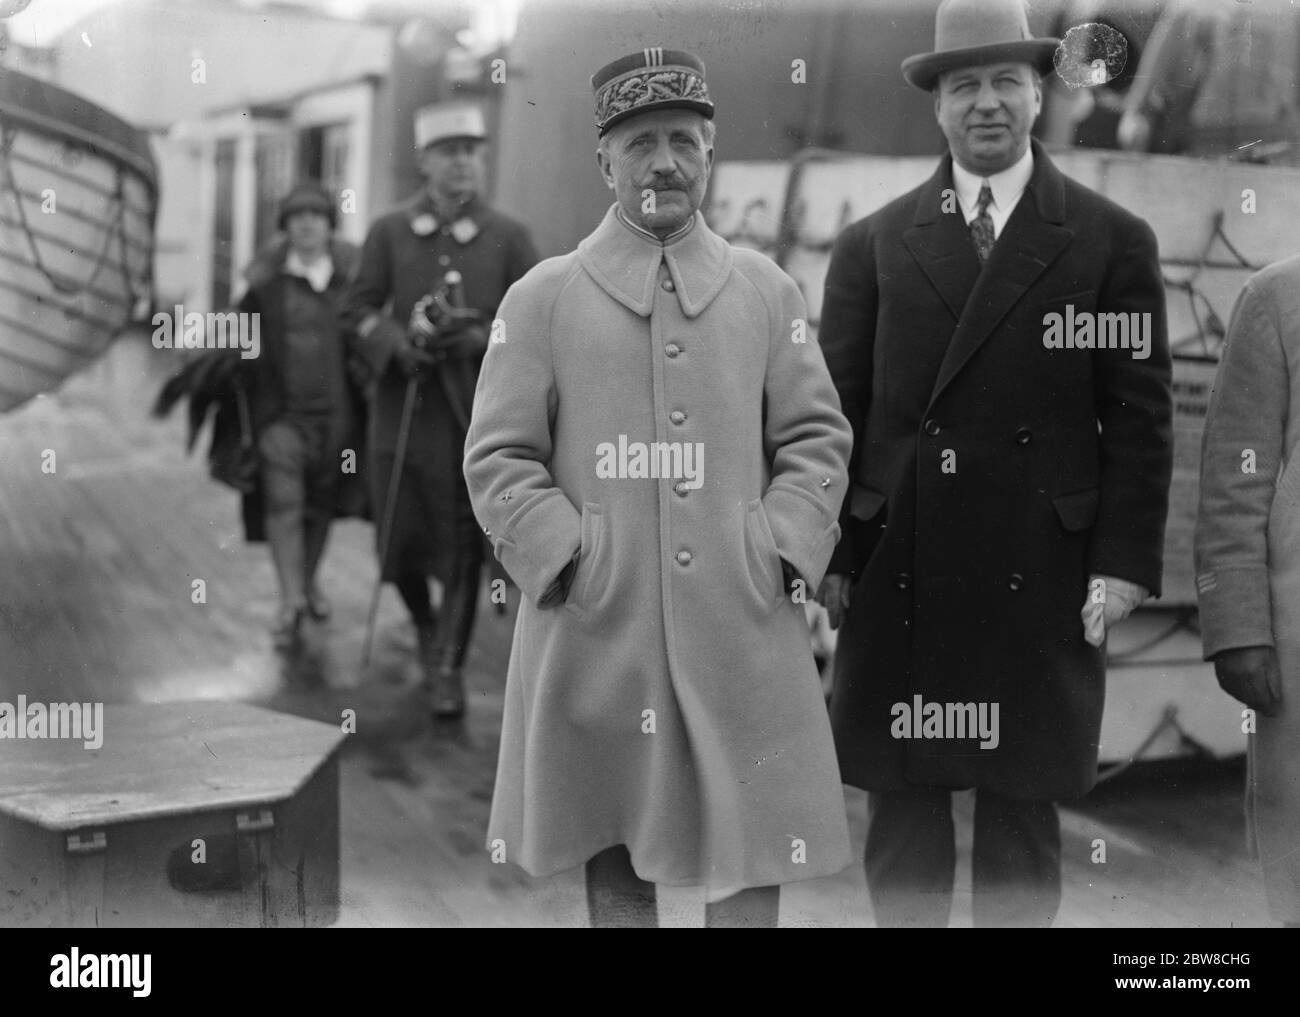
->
0, 701, 346, 927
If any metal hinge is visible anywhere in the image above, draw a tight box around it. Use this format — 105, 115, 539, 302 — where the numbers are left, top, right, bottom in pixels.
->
235, 808, 274, 833
66, 830, 107, 854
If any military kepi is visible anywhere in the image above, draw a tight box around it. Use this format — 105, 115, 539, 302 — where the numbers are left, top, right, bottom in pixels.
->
901, 0, 1059, 91
591, 47, 713, 136
414, 102, 487, 150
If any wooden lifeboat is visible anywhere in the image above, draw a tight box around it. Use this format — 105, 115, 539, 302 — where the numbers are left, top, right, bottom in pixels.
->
0, 67, 156, 414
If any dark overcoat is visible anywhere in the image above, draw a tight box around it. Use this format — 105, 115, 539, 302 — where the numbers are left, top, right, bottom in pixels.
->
342, 192, 537, 582
820, 141, 1173, 801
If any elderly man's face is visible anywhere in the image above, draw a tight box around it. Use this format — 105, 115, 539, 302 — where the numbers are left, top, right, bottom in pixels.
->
419, 138, 486, 205
597, 109, 714, 237
935, 62, 1041, 175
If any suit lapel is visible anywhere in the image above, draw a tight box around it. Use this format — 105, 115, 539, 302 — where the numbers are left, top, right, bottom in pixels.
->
928, 143, 1074, 406
903, 159, 982, 322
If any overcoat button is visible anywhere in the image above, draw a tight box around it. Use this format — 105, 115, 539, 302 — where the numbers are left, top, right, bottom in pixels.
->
1008, 573, 1024, 591
894, 572, 911, 590
1015, 428, 1032, 445
676, 549, 692, 565
665, 343, 681, 358
438, 255, 451, 267
924, 419, 941, 437
670, 410, 687, 425
662, 278, 675, 292
674, 481, 689, 497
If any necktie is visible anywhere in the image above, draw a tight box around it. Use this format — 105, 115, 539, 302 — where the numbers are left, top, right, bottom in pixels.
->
970, 182, 995, 264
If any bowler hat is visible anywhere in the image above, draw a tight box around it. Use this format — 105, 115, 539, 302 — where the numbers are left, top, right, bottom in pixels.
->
591, 48, 713, 136
901, 0, 1059, 91
278, 181, 336, 230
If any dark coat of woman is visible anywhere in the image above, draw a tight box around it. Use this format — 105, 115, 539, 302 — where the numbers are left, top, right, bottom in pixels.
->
235, 235, 366, 539
153, 236, 366, 540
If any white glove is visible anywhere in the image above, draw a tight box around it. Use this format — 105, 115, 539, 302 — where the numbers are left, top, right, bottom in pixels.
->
1116, 110, 1151, 152
1082, 574, 1148, 647
408, 297, 438, 341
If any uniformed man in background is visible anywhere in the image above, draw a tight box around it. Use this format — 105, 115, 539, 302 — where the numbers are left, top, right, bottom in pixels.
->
344, 102, 538, 718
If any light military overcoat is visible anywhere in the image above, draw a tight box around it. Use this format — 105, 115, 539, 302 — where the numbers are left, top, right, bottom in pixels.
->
465, 205, 853, 900
1196, 254, 1300, 923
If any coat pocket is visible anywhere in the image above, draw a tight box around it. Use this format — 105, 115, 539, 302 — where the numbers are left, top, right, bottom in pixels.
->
1267, 454, 1300, 559
744, 499, 784, 609
848, 482, 887, 523
1052, 487, 1100, 533
1273, 454, 1300, 507
1039, 289, 1098, 318
564, 502, 610, 620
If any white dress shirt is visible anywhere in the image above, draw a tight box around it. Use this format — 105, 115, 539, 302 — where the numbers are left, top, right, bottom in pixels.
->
284, 248, 334, 293
951, 146, 1034, 240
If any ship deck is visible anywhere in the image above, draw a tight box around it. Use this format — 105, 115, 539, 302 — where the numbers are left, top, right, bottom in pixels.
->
0, 333, 1271, 927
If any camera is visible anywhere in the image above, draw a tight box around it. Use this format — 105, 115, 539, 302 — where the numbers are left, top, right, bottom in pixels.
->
408, 270, 484, 354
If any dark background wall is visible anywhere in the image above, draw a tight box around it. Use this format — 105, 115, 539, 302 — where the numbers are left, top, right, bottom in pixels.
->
491, 0, 1069, 256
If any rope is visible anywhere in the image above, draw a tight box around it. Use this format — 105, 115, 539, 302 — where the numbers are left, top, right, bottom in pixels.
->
1095, 703, 1216, 783
1163, 209, 1264, 356
1212, 213, 1261, 272
0, 123, 130, 300
1105, 608, 1200, 662
114, 165, 137, 312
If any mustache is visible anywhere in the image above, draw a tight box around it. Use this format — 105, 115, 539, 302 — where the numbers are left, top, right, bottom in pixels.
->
644, 175, 690, 190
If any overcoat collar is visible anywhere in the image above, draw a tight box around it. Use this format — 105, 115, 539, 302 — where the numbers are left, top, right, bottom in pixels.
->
578, 204, 733, 318
403, 190, 489, 243
905, 139, 1073, 405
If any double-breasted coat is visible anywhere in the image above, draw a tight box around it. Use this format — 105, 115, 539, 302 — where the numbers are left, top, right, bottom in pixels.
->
342, 192, 537, 583
464, 206, 854, 900
820, 141, 1173, 801
1196, 254, 1300, 922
